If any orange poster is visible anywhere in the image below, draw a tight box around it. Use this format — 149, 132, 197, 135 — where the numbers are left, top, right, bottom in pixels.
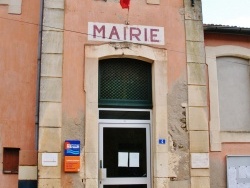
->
64, 156, 80, 172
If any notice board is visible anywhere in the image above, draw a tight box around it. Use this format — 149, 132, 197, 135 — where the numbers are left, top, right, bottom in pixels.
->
227, 155, 250, 188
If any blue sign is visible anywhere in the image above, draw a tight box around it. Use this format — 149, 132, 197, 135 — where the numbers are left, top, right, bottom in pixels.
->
64, 140, 80, 156
159, 139, 166, 144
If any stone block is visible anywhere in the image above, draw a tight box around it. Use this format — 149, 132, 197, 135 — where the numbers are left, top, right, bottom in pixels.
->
38, 178, 61, 187
154, 107, 168, 153
9, 0, 20, 5
185, 20, 204, 42
188, 85, 207, 107
8, 0, 21, 14
39, 127, 61, 152
42, 31, 63, 54
191, 169, 210, 177
169, 180, 190, 188
191, 153, 209, 168
85, 102, 98, 153
85, 43, 166, 61
0, 0, 9, 4
210, 131, 222, 151
146, 0, 160, 5
38, 153, 61, 178
184, 0, 203, 20
43, 8, 64, 31
187, 63, 207, 85
186, 41, 205, 63
8, 5, 21, 14
40, 77, 62, 102
191, 177, 210, 188
210, 143, 221, 152
154, 105, 168, 125
85, 178, 98, 188
85, 152, 98, 179
39, 102, 62, 128
220, 132, 250, 143
44, 0, 64, 9
41, 54, 62, 77
153, 60, 168, 106
18, 166, 37, 180
19, 150, 38, 166
154, 152, 168, 177
189, 107, 208, 130
154, 178, 169, 187
190, 131, 209, 152
85, 58, 98, 103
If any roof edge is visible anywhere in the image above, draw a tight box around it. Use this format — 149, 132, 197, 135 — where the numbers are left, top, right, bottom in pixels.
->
203, 24, 250, 35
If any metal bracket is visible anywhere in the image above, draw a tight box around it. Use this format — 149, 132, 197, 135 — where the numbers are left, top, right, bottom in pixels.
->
191, 0, 194, 7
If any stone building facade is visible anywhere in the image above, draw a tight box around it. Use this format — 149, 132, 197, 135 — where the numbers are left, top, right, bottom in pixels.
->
0, 0, 249, 188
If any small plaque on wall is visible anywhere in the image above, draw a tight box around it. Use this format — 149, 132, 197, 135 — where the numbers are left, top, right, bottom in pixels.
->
64, 140, 80, 156
191, 153, 209, 168
42, 153, 58, 167
64, 156, 80, 172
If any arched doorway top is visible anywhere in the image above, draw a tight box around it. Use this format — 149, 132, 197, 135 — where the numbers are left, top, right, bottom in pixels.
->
85, 43, 167, 62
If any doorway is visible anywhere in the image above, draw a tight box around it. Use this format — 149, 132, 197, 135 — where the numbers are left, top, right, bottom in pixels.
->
99, 109, 151, 188
98, 58, 152, 187
84, 44, 168, 188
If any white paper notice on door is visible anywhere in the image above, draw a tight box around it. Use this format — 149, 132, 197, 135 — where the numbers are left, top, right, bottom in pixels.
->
118, 152, 128, 167
129, 152, 140, 167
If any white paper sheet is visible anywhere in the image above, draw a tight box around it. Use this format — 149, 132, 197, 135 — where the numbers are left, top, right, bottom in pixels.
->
129, 153, 140, 167
118, 152, 128, 167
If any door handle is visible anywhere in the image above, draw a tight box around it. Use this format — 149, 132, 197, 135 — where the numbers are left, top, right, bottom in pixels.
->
100, 160, 103, 168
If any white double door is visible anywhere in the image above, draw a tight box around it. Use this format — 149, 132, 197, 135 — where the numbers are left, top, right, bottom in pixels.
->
99, 122, 151, 188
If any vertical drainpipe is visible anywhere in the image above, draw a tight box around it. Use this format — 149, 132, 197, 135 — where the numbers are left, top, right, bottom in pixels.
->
35, 0, 44, 183
35, 0, 44, 152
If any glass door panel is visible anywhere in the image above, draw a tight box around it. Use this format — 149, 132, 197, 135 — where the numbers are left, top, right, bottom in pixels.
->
99, 123, 151, 188
103, 128, 147, 178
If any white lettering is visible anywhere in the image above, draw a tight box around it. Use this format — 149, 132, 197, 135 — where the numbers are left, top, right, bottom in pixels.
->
67, 144, 80, 149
